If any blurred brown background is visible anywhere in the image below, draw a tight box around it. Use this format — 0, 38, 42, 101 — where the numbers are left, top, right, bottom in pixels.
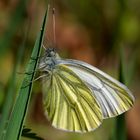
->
0, 0, 140, 140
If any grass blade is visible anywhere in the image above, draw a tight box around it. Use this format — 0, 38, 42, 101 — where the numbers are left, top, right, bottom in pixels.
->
0, 21, 31, 138
0, 0, 28, 55
113, 49, 126, 140
0, 71, 16, 138
110, 47, 135, 140
3, 8, 48, 140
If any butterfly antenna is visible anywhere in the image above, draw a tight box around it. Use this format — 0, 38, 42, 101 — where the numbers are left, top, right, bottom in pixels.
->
52, 7, 56, 47
42, 4, 50, 51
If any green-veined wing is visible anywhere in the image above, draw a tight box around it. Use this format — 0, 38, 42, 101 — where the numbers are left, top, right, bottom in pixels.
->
57, 59, 135, 118
42, 64, 102, 133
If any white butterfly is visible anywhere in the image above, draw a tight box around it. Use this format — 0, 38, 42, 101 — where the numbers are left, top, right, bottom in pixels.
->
38, 48, 135, 133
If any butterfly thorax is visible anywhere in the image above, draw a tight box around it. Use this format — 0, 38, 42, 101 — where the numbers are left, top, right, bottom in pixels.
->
38, 48, 60, 72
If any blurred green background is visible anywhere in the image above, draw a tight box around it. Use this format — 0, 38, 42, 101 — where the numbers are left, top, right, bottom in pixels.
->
0, 0, 140, 140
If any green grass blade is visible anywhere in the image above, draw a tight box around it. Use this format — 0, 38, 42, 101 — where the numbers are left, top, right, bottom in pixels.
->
3, 9, 48, 140
0, 0, 28, 55
0, 70, 16, 138
0, 22, 31, 138
114, 48, 126, 140
110, 47, 135, 140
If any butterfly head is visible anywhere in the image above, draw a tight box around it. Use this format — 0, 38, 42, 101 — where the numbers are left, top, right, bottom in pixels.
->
45, 48, 57, 58
38, 48, 60, 71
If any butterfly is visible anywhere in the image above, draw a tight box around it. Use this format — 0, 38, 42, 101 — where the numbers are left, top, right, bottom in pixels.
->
38, 47, 135, 133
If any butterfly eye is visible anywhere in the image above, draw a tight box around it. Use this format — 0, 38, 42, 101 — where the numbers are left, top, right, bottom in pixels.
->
45, 48, 56, 57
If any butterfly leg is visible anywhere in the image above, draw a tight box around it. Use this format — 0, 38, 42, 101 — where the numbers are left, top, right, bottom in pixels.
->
16, 70, 40, 76
21, 74, 49, 88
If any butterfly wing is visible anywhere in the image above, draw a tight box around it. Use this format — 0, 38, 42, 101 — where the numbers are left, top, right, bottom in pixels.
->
56, 59, 135, 118
42, 64, 103, 133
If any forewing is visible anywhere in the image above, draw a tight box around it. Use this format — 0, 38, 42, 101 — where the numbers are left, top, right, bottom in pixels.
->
42, 65, 102, 133
56, 59, 135, 118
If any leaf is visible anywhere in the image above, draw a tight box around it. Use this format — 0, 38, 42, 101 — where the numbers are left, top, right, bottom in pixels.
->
22, 127, 44, 140
2, 7, 49, 140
